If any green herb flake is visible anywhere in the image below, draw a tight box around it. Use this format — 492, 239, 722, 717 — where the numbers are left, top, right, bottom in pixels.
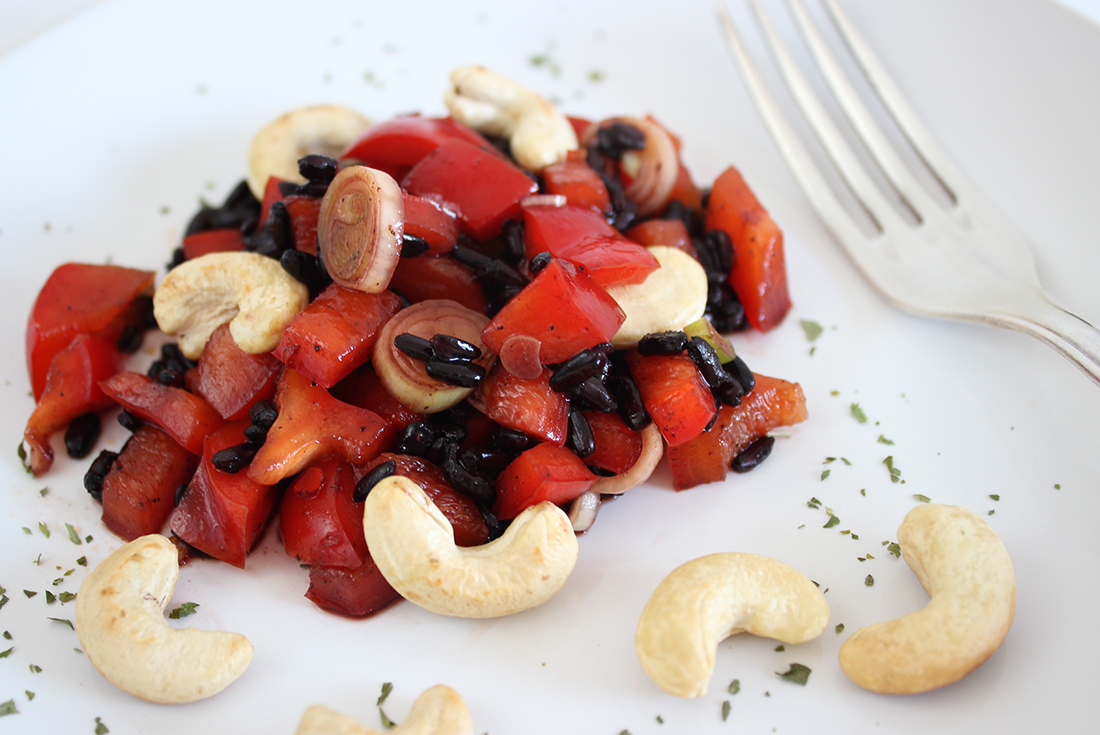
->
988, 510, 995, 515
883, 456, 902, 483
95, 717, 110, 734
29, 664, 41, 673
820, 469, 831, 481
800, 319, 824, 342
721, 700, 731, 721
777, 663, 812, 685
0, 595, 8, 611
379, 707, 397, 730
77, 557, 87, 567
39, 486, 49, 497
912, 494, 931, 503
1055, 483, 1062, 490
865, 553, 875, 560
17, 443, 32, 474
37, 522, 50, 538
44, 591, 56, 605
377, 681, 393, 705
989, 494, 1000, 501
0, 647, 12, 658
835, 623, 845, 634
655, 714, 664, 724
865, 574, 875, 586
885, 541, 901, 558
823, 515, 840, 529
65, 524, 82, 545
807, 497, 821, 509
24, 691, 33, 701
587, 69, 605, 82
850, 403, 868, 424
24, 590, 36, 599
22, 527, 31, 535
877, 434, 895, 445
168, 602, 199, 619
2, 631, 10, 640
48, 617, 74, 630
774, 645, 785, 652
0, 699, 17, 716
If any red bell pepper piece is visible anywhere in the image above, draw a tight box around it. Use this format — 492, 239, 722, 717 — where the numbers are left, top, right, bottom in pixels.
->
23, 334, 122, 476
283, 194, 322, 255
483, 366, 570, 446
247, 368, 395, 485
272, 285, 402, 388
402, 193, 460, 255
494, 442, 596, 520
388, 253, 489, 315
305, 561, 401, 618
625, 218, 695, 257
99, 371, 226, 456
187, 323, 282, 421
481, 258, 626, 366
281, 458, 367, 568
181, 228, 245, 260
625, 350, 717, 447
403, 138, 538, 241
171, 419, 280, 568
330, 364, 426, 431
523, 205, 660, 288
705, 166, 791, 331
27, 262, 154, 400
101, 424, 198, 541
666, 373, 808, 490
341, 115, 496, 182
583, 410, 643, 475
539, 160, 610, 214
257, 176, 285, 228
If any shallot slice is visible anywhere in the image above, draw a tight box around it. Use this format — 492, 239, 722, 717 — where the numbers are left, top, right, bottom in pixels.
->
584, 117, 678, 217
318, 165, 404, 293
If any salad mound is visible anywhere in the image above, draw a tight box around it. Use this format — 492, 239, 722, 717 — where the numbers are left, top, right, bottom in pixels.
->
22, 66, 806, 619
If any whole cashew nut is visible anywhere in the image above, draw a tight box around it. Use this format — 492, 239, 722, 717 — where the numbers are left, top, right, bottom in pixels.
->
154, 251, 309, 359
839, 504, 1016, 694
606, 246, 708, 348
636, 552, 829, 698
75, 534, 253, 704
295, 684, 473, 735
363, 475, 579, 618
444, 65, 578, 171
247, 104, 370, 199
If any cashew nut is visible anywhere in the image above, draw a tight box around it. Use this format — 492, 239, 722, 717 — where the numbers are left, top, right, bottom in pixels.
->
363, 475, 579, 618
74, 534, 253, 704
606, 246, 708, 348
590, 423, 664, 496
246, 104, 371, 199
295, 685, 473, 735
444, 65, 578, 171
839, 504, 1016, 694
636, 552, 829, 698
154, 251, 309, 359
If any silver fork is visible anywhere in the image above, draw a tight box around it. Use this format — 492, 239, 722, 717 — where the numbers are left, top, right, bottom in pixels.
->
716, 0, 1100, 385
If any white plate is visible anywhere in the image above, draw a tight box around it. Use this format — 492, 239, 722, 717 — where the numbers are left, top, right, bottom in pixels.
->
2, 0, 1099, 732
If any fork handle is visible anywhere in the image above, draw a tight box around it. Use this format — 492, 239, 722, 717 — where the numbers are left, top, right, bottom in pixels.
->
997, 296, 1100, 387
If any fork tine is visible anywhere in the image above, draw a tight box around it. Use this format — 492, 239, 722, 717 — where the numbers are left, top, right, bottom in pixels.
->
714, 4, 878, 253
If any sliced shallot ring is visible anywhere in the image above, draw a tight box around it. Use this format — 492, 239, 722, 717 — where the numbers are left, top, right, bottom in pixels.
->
498, 334, 544, 380
318, 165, 404, 293
582, 117, 678, 217
590, 424, 663, 495
373, 299, 494, 414
568, 491, 601, 532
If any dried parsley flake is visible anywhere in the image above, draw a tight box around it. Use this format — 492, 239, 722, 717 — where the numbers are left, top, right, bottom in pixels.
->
777, 663, 812, 685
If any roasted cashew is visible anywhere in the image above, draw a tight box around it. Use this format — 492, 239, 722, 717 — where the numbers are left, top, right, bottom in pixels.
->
606, 246, 708, 348
246, 104, 370, 198
75, 534, 253, 704
295, 685, 473, 735
636, 553, 829, 698
363, 475, 578, 618
154, 251, 309, 359
444, 65, 578, 171
839, 504, 1016, 694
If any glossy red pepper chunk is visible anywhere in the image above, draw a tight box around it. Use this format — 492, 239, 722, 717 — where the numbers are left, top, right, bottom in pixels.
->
481, 258, 626, 366
539, 160, 610, 214
387, 253, 489, 315
272, 285, 402, 388
402, 138, 538, 241
624, 350, 716, 447
171, 419, 280, 568
583, 410, 643, 475
27, 262, 154, 400
99, 371, 225, 456
187, 323, 282, 421
247, 368, 395, 485
705, 166, 791, 331
330, 364, 426, 431
483, 367, 570, 446
283, 194, 322, 255
101, 424, 198, 541
402, 192, 460, 255
625, 218, 695, 257
523, 205, 660, 288
494, 442, 596, 520
23, 334, 122, 476
281, 458, 367, 569
305, 561, 401, 618
181, 228, 245, 260
341, 115, 496, 182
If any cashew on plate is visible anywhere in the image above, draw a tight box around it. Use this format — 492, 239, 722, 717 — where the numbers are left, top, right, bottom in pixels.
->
363, 475, 578, 618
605, 246, 708, 348
154, 251, 309, 360
839, 504, 1016, 694
636, 552, 829, 698
75, 534, 253, 704
296, 685, 473, 735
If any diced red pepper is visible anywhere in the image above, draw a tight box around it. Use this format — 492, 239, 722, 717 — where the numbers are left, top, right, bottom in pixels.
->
272, 285, 402, 388
283, 194, 322, 255
402, 193, 459, 255
523, 205, 660, 287
483, 366, 570, 446
705, 166, 791, 331
403, 138, 538, 241
667, 373, 808, 490
387, 253, 490, 315
625, 219, 695, 257
566, 116, 593, 141
181, 228, 245, 260
27, 262, 155, 400
539, 161, 610, 214
101, 425, 198, 541
668, 161, 704, 210
187, 323, 282, 421
23, 334, 122, 476
257, 176, 285, 228
247, 368, 394, 485
494, 442, 596, 520
280, 459, 366, 568
481, 258, 626, 366
583, 410, 643, 475
624, 350, 716, 447
305, 560, 401, 618
341, 115, 496, 181
330, 364, 426, 430
171, 419, 280, 568
99, 371, 225, 456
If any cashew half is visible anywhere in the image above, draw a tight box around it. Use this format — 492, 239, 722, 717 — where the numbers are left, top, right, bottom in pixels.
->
606, 246, 708, 348
154, 251, 309, 359
247, 104, 371, 199
444, 65, 578, 171
363, 475, 578, 618
296, 685, 473, 735
75, 534, 253, 704
839, 504, 1016, 694
636, 553, 829, 698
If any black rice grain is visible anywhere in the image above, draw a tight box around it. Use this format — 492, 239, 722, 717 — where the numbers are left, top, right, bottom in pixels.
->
731, 435, 775, 473
353, 460, 397, 503
64, 412, 101, 459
